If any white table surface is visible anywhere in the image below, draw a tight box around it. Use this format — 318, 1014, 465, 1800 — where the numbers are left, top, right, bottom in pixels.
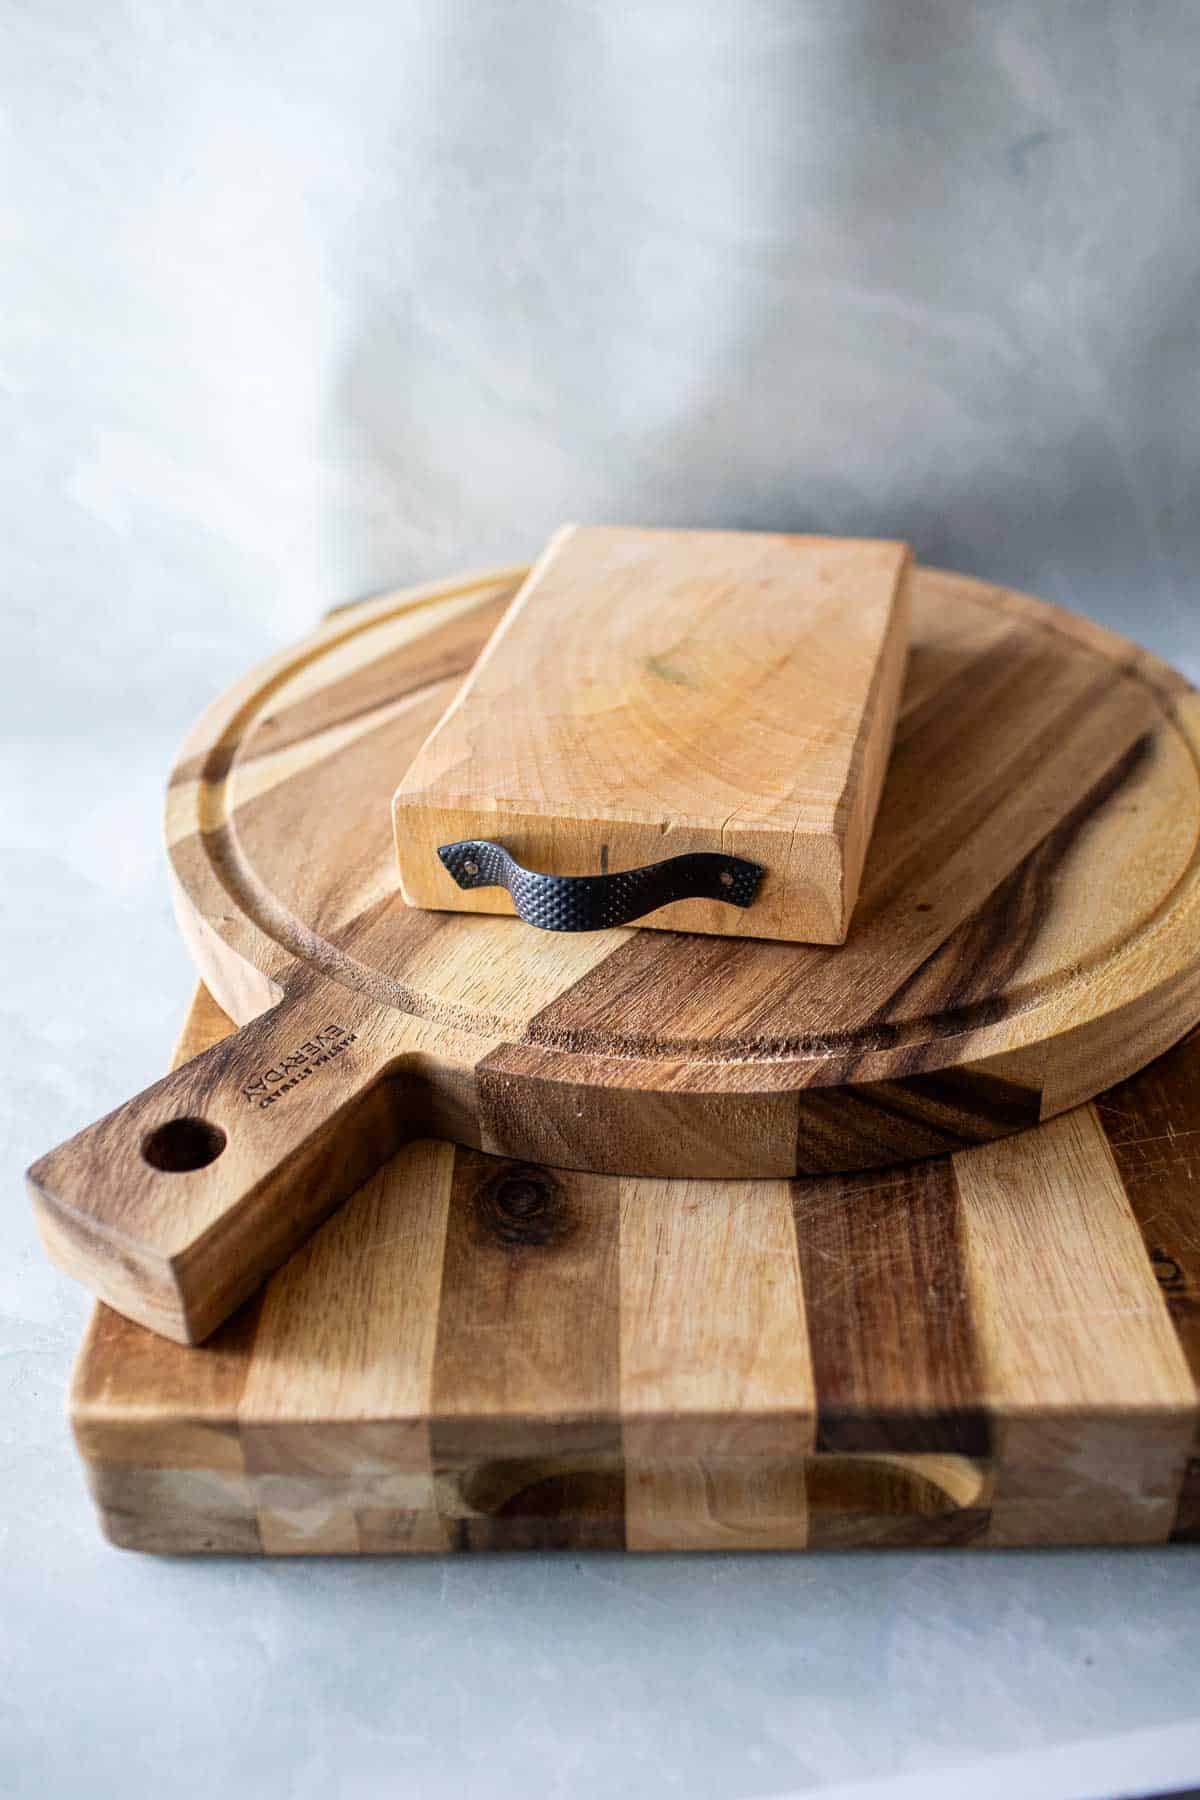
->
5, 4, 1200, 1793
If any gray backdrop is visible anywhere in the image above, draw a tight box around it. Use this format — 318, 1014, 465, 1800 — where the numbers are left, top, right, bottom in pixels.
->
4, 5, 1200, 1798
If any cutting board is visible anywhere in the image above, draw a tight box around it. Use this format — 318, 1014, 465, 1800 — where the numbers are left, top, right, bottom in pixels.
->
72, 981, 1200, 1553
30, 564, 1200, 1345
393, 527, 912, 944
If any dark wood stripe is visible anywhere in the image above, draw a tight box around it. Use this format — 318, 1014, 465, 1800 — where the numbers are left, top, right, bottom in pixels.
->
524, 646, 1157, 1063
804, 1456, 990, 1549
867, 733, 1154, 1038
950, 572, 1191, 704
172, 589, 511, 785
792, 1064, 1042, 1173
1172, 1459, 1200, 1542
185, 663, 477, 1013
200, 687, 452, 939
791, 1158, 990, 1454
478, 1038, 1041, 1177
476, 1040, 803, 1176
445, 1466, 626, 1553
430, 1150, 624, 1549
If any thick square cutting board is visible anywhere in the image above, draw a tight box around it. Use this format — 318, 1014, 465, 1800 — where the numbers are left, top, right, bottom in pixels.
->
393, 527, 912, 944
73, 984, 1200, 1553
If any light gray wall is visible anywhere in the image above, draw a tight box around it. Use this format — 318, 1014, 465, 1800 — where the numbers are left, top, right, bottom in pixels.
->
5, 8, 1200, 1798
6, 0, 1199, 746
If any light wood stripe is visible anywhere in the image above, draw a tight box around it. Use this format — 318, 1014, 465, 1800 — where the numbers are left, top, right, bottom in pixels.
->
956, 1106, 1197, 1545
238, 1137, 455, 1552
619, 1176, 813, 1550
395, 911, 630, 1039
1095, 1022, 1200, 1538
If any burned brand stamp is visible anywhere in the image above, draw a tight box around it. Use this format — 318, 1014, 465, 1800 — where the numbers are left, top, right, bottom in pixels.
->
242, 1024, 358, 1108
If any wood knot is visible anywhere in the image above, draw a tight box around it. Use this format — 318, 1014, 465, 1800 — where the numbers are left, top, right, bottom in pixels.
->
473, 1164, 575, 1249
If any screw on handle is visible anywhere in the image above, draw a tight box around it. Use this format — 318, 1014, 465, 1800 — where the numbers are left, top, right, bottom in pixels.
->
437, 840, 764, 931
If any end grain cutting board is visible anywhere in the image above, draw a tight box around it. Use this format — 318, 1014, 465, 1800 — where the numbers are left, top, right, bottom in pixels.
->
72, 983, 1200, 1554
393, 526, 912, 944
29, 563, 1200, 1344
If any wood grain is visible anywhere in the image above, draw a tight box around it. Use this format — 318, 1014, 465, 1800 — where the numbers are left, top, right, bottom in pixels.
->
956, 1107, 1195, 1545
432, 1152, 623, 1550
31, 563, 1200, 1343
393, 526, 912, 945
620, 1175, 814, 1550
71, 984, 1200, 1553
792, 1160, 987, 1455
1096, 1022, 1200, 1539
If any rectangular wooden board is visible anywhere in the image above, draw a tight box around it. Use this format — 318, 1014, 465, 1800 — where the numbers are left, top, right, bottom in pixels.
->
393, 526, 912, 944
71, 985, 1200, 1553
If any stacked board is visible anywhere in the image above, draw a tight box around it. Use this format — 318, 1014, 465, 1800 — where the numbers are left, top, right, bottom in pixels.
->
72, 984, 1200, 1553
31, 563, 1200, 1347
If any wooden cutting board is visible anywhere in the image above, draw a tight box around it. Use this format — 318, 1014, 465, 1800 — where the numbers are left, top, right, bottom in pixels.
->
30, 564, 1200, 1345
393, 527, 912, 944
72, 981, 1200, 1554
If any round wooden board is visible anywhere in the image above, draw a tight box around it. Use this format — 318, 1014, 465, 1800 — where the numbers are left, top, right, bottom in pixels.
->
174, 559, 1200, 1146
30, 559, 1200, 1342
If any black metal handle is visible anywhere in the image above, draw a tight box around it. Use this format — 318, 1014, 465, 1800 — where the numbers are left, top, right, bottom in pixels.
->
437, 840, 763, 932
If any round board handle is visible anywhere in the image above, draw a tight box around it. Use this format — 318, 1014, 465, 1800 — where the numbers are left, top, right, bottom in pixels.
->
26, 981, 412, 1344
438, 839, 764, 931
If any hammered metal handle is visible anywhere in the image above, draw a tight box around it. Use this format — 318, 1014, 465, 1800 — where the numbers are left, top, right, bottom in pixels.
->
437, 840, 764, 931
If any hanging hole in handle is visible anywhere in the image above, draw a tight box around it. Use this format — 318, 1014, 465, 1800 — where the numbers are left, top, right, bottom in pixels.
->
141, 1117, 228, 1173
